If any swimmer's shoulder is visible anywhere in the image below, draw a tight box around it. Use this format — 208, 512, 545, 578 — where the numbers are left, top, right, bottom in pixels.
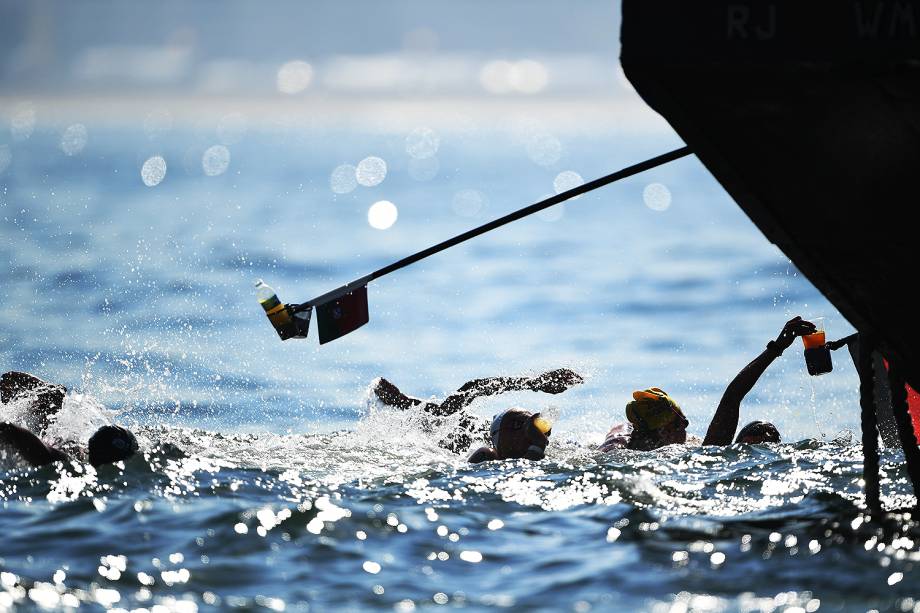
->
468, 447, 499, 464
599, 422, 631, 452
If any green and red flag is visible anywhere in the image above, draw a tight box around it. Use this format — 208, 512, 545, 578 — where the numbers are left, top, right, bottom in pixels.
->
316, 285, 369, 345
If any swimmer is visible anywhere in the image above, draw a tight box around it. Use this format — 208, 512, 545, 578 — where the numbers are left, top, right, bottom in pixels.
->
0, 371, 138, 469
599, 316, 816, 451
372, 368, 583, 461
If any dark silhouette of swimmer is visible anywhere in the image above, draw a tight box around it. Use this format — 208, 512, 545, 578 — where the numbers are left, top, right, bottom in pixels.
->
599, 316, 816, 451
467, 407, 552, 463
373, 368, 583, 461
0, 371, 138, 468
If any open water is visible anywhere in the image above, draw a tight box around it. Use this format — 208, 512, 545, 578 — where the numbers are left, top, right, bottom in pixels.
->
1, 110, 917, 611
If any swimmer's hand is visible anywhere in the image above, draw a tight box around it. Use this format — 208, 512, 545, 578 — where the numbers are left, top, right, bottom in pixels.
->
372, 377, 415, 410
528, 368, 584, 394
774, 316, 818, 352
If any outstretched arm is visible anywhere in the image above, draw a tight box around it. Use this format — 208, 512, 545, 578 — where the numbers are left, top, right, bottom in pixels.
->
703, 317, 816, 446
437, 368, 584, 416
0, 422, 68, 466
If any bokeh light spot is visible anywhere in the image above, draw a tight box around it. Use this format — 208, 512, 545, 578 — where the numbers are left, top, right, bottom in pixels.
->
202, 145, 231, 176
141, 156, 167, 187
330, 164, 358, 194
405, 127, 440, 159
525, 133, 562, 166
356, 156, 387, 187
480, 59, 549, 94
553, 170, 584, 197
277, 60, 313, 94
452, 189, 487, 217
60, 124, 88, 156
643, 182, 672, 211
368, 200, 398, 230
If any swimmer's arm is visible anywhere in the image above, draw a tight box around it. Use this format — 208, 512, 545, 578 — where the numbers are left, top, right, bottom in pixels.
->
437, 377, 530, 415
703, 317, 816, 445
438, 368, 584, 416
0, 422, 68, 466
1, 371, 67, 432
372, 378, 439, 412
703, 350, 777, 445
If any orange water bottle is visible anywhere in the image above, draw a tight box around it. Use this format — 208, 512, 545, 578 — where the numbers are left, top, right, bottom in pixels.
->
802, 317, 832, 376
255, 279, 295, 339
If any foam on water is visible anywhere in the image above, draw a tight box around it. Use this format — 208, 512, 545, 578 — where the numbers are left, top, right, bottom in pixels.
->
2, 391, 919, 611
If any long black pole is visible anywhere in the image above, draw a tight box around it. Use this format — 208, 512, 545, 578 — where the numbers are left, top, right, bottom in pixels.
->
295, 146, 692, 310
858, 334, 882, 514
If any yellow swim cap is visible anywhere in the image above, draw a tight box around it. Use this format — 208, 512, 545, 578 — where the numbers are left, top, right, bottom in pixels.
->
625, 388, 688, 432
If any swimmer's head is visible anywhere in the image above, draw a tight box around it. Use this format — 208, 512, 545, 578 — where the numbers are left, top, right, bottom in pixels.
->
489, 408, 550, 460
735, 421, 780, 444
88, 425, 139, 467
626, 388, 688, 450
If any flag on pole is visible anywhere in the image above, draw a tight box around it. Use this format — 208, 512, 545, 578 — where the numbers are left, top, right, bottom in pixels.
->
272, 148, 691, 346
316, 285, 369, 344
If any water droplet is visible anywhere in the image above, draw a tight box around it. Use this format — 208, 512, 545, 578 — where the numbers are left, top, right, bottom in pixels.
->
362, 561, 381, 574
216, 112, 248, 144
330, 164, 358, 194
356, 156, 387, 187
60, 124, 88, 156
277, 60, 313, 94
553, 170, 584, 196
202, 145, 231, 176
141, 156, 167, 187
368, 200, 398, 230
405, 127, 440, 159
452, 189, 487, 217
643, 182, 672, 211
408, 156, 439, 182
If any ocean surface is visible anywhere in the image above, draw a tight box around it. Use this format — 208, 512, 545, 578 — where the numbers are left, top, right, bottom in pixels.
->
1, 108, 917, 611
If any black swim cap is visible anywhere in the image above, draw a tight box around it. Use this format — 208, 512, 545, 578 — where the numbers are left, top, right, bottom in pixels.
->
736, 421, 780, 444
88, 425, 139, 467
489, 408, 548, 460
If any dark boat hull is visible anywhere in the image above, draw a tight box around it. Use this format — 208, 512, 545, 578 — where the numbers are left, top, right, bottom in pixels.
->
621, 0, 920, 390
